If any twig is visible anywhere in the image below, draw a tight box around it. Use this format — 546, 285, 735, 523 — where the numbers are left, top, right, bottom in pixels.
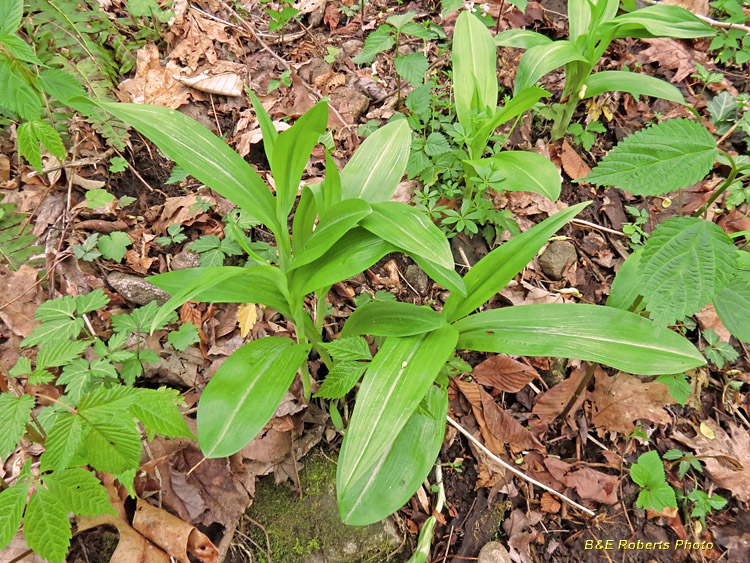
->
569, 218, 625, 237
446, 415, 596, 517
640, 0, 750, 33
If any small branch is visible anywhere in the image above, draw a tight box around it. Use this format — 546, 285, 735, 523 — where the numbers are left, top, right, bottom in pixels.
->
640, 0, 750, 33
570, 218, 625, 237
446, 415, 597, 517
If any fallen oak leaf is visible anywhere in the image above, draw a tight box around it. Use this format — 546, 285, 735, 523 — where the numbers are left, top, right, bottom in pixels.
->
472, 354, 539, 392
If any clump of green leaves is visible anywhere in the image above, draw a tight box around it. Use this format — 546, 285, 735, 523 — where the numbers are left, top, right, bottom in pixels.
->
156, 224, 188, 247
622, 205, 650, 248
707, 0, 750, 65
73, 231, 132, 263
261, 0, 299, 43
685, 489, 727, 525
663, 448, 704, 479
568, 120, 606, 151
630, 450, 677, 511
702, 328, 739, 368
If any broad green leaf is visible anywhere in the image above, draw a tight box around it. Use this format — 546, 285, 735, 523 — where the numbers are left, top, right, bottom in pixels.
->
443, 202, 588, 322
24, 486, 71, 563
167, 323, 200, 351
657, 373, 690, 405
454, 303, 706, 375
21, 317, 84, 347
1, 34, 42, 65
607, 248, 643, 310
291, 199, 371, 269
97, 231, 131, 262
272, 101, 328, 221
395, 53, 428, 86
605, 5, 715, 39
714, 272, 750, 343
247, 89, 278, 163
41, 413, 85, 471
467, 151, 561, 200
292, 229, 396, 295
631, 450, 676, 511
582, 71, 684, 104
470, 86, 549, 159
351, 25, 394, 65
494, 29, 552, 48
313, 362, 367, 399
424, 132, 451, 156
514, 40, 586, 93
337, 327, 457, 495
0, 481, 29, 549
100, 103, 279, 235
409, 256, 466, 296
77, 386, 137, 417
323, 336, 372, 361
291, 186, 317, 255
585, 119, 716, 196
361, 202, 453, 270
342, 301, 445, 337
341, 120, 411, 202
707, 91, 736, 123
0, 393, 34, 459
39, 69, 86, 105
638, 217, 737, 325
148, 266, 290, 331
84, 415, 142, 474
339, 385, 448, 525
386, 10, 416, 30
30, 120, 65, 160
567, 0, 592, 44
637, 482, 677, 512
16, 121, 42, 171
0, 0, 23, 34
452, 11, 497, 133
75, 289, 109, 314
33, 295, 76, 322
198, 337, 308, 458
129, 387, 193, 440
43, 468, 115, 517
319, 149, 342, 214
36, 339, 89, 369
0, 64, 41, 120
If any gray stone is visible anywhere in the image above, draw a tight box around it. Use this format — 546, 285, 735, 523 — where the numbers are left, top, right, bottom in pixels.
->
478, 541, 512, 563
298, 58, 332, 84
341, 39, 363, 58
171, 249, 200, 270
405, 264, 430, 295
538, 240, 577, 280
107, 272, 171, 306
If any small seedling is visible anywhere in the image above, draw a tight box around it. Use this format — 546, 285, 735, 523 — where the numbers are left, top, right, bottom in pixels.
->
630, 450, 677, 512
109, 156, 128, 172
702, 328, 739, 368
622, 205, 649, 248
568, 120, 606, 151
85, 189, 115, 209
156, 223, 188, 247
686, 489, 727, 525
663, 448, 703, 479
267, 69, 292, 93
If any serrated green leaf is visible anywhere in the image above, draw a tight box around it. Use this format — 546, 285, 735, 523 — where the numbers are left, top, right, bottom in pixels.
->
24, 486, 72, 563
21, 317, 84, 347
351, 25, 394, 65
639, 217, 737, 325
714, 271, 750, 343
406, 83, 431, 116
17, 120, 42, 171
636, 482, 677, 511
58, 358, 117, 402
34, 296, 77, 323
43, 468, 115, 517
313, 362, 367, 399
129, 387, 193, 440
386, 11, 416, 30
0, 0, 24, 35
85, 189, 115, 209
585, 119, 717, 195
167, 323, 200, 351
0, 393, 34, 459
78, 386, 137, 416
0, 64, 41, 121
36, 339, 89, 369
0, 481, 29, 550
323, 336, 372, 361
75, 289, 109, 314
1, 34, 42, 65
423, 132, 451, 156
630, 450, 666, 489
84, 415, 142, 474
31, 120, 65, 160
9, 357, 31, 377
42, 412, 85, 471
708, 91, 737, 123
97, 231, 131, 262
656, 373, 690, 406
394, 53, 428, 86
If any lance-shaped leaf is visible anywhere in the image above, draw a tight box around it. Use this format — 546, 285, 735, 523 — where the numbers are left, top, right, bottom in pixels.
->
338, 385, 448, 525
272, 101, 328, 221
568, 0, 592, 44
291, 198, 372, 269
247, 89, 278, 163
342, 301, 446, 338
148, 266, 290, 332
198, 337, 309, 458
604, 5, 715, 39
454, 303, 706, 375
452, 10, 497, 133
443, 202, 588, 322
714, 271, 750, 343
583, 71, 684, 104
341, 120, 411, 202
494, 29, 552, 48
361, 202, 454, 270
100, 103, 279, 235
292, 228, 396, 295
467, 151, 561, 201
513, 40, 586, 93
337, 327, 458, 497
607, 248, 643, 311
585, 119, 716, 196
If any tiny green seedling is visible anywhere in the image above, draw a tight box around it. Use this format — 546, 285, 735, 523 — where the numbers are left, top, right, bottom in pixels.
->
630, 450, 677, 512
663, 448, 703, 480
108, 156, 128, 172
702, 329, 739, 369
568, 120, 606, 151
156, 223, 188, 247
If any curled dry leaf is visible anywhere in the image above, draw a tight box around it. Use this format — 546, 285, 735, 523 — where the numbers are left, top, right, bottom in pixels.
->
133, 498, 219, 563
0, 265, 40, 337
590, 370, 672, 435
77, 512, 171, 563
479, 388, 546, 453
531, 364, 591, 432
174, 72, 243, 97
543, 457, 619, 504
472, 354, 539, 393
673, 419, 750, 502
560, 140, 592, 181
540, 492, 561, 514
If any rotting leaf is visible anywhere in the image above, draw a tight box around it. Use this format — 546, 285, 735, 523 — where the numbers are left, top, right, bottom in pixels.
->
544, 457, 619, 504
472, 354, 539, 393
479, 388, 545, 453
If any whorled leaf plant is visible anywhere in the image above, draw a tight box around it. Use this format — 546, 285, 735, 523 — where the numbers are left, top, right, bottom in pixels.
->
495, 0, 715, 139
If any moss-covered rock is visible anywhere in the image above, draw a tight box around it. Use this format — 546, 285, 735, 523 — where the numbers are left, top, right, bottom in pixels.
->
244, 450, 402, 563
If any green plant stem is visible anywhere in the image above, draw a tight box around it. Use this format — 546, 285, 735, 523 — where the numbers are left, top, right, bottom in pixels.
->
551, 97, 579, 141
693, 152, 738, 218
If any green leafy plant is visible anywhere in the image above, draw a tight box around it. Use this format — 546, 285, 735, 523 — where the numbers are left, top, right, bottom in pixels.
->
156, 223, 188, 247
267, 69, 291, 93
84, 188, 115, 209
568, 119, 605, 151
262, 0, 299, 43
622, 204, 649, 248
100, 83, 705, 533
186, 234, 244, 267
702, 328, 739, 368
691, 62, 723, 95
707, 0, 750, 65
663, 448, 704, 479
495, 0, 715, 139
0, 291, 190, 562
630, 450, 677, 511
685, 488, 727, 525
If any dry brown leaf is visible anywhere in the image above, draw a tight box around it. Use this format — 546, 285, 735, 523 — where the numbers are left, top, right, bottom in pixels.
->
543, 457, 619, 504
673, 419, 750, 502
237, 303, 258, 338
531, 364, 590, 431
560, 140, 591, 180
78, 512, 171, 563
480, 388, 545, 453
637, 38, 708, 83
590, 370, 672, 435
454, 380, 506, 455
540, 492, 561, 514
473, 354, 539, 393
175, 72, 243, 97
0, 154, 9, 182
118, 44, 193, 108
156, 194, 218, 234
695, 304, 732, 342
324, 3, 340, 30
0, 265, 40, 337
662, 0, 708, 16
